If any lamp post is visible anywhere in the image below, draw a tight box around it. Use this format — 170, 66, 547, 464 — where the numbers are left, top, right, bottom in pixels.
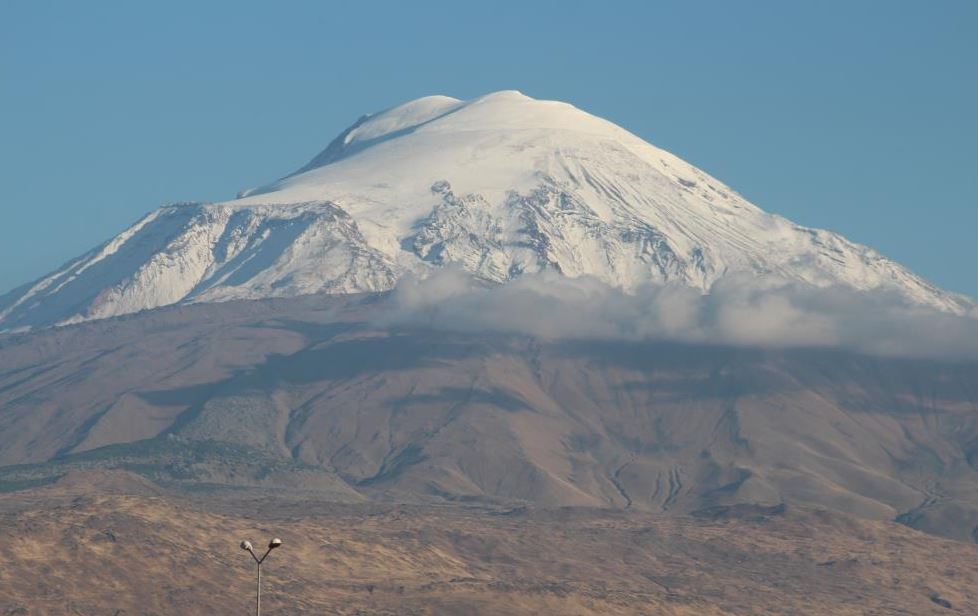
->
240, 537, 282, 616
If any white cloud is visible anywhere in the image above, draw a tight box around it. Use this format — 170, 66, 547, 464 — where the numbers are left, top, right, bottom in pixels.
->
377, 270, 978, 360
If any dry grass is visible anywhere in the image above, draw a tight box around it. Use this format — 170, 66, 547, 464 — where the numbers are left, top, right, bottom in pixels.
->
0, 475, 976, 615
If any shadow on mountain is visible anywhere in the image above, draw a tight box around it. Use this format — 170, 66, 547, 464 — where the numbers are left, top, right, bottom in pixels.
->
259, 333, 502, 382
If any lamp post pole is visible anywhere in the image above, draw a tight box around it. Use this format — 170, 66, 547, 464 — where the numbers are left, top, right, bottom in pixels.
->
241, 538, 282, 616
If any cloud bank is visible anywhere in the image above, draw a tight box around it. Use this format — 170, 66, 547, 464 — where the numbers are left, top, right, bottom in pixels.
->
378, 270, 978, 360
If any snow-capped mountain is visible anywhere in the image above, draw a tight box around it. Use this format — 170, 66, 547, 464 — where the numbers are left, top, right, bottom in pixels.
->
0, 90, 970, 331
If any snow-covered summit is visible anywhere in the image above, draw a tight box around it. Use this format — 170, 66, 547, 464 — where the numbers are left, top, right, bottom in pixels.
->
0, 90, 971, 331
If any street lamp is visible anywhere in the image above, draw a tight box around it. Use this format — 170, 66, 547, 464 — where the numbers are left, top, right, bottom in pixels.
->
240, 537, 283, 616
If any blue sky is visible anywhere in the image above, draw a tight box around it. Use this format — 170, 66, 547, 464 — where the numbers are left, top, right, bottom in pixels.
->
2, 1, 976, 296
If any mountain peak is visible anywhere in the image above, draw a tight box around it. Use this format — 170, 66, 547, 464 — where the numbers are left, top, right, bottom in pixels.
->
478, 88, 528, 98
276, 90, 630, 189
244, 90, 661, 207
1, 91, 972, 331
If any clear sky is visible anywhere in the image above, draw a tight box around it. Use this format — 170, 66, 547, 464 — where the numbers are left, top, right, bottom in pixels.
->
2, 1, 976, 297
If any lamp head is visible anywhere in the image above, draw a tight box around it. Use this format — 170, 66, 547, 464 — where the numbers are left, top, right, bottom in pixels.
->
268, 538, 283, 550
240, 540, 254, 552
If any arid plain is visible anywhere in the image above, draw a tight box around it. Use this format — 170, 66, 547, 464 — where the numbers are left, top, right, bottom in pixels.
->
1, 470, 976, 615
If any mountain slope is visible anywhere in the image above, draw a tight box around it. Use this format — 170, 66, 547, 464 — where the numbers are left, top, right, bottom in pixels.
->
0, 90, 970, 331
3, 295, 978, 542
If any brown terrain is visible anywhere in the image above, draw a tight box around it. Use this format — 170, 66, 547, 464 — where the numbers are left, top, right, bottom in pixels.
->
0, 470, 975, 615
2, 293, 978, 613
2, 294, 978, 537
